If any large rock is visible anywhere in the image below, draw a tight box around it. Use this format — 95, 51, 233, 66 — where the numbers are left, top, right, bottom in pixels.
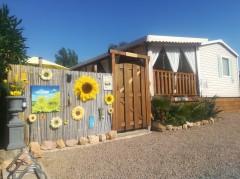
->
151, 122, 166, 132
56, 139, 66, 149
166, 125, 173, 130
79, 137, 89, 145
29, 142, 42, 158
99, 134, 107, 142
88, 135, 99, 144
66, 139, 78, 147
41, 141, 56, 150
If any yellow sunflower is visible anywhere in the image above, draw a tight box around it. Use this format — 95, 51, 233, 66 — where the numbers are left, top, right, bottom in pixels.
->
71, 106, 85, 120
108, 108, 114, 114
105, 94, 114, 105
28, 114, 37, 123
74, 76, 99, 102
50, 117, 62, 128
39, 69, 53, 80
64, 119, 69, 125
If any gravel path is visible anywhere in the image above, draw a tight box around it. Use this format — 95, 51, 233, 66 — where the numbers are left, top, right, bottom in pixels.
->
39, 112, 240, 179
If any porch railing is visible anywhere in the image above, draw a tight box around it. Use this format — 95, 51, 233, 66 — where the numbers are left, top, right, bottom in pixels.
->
153, 70, 197, 96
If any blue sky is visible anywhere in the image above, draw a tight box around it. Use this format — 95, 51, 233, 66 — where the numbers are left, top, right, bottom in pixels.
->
1, 0, 240, 63
31, 85, 60, 101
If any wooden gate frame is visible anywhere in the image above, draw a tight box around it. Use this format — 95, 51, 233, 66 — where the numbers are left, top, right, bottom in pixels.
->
109, 49, 151, 130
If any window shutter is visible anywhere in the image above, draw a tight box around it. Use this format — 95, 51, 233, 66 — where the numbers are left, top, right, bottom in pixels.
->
229, 59, 234, 81
218, 54, 223, 77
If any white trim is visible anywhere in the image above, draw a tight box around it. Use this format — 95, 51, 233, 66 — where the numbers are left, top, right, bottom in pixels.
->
146, 35, 208, 43
201, 40, 239, 57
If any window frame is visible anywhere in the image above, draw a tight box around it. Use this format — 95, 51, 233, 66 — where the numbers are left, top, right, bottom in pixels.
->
221, 56, 230, 77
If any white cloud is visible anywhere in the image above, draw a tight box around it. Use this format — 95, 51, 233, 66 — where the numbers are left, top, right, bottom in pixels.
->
35, 89, 49, 95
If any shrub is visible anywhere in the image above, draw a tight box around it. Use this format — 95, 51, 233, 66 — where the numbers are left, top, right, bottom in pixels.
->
151, 95, 222, 126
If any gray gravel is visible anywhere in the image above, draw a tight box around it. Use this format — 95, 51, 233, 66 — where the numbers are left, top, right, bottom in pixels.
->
39, 112, 240, 179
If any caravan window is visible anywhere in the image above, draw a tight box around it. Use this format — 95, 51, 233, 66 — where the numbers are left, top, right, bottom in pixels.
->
222, 57, 230, 76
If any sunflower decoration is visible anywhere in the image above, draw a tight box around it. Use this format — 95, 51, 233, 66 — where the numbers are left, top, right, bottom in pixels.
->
108, 108, 114, 114
64, 119, 69, 125
74, 76, 99, 102
39, 69, 53, 80
50, 117, 62, 129
105, 94, 114, 105
71, 106, 85, 120
40, 114, 46, 121
28, 114, 37, 123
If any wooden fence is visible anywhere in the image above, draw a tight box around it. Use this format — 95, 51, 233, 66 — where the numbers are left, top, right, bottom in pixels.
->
153, 70, 197, 96
8, 65, 113, 144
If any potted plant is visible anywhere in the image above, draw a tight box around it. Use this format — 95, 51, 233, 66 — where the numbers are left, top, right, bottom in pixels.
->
2, 74, 29, 150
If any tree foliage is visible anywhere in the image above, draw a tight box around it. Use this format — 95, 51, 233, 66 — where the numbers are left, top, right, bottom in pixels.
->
55, 47, 78, 68
108, 41, 128, 50
0, 4, 28, 80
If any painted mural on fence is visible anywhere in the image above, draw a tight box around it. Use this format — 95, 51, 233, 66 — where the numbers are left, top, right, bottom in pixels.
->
31, 85, 60, 113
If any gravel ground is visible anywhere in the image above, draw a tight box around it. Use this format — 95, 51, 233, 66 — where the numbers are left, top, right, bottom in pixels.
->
39, 112, 240, 179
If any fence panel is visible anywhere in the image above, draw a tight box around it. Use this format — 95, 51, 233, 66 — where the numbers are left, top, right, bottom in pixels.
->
8, 65, 112, 144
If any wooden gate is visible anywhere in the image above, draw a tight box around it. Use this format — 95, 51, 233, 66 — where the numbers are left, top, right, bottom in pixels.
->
110, 50, 151, 131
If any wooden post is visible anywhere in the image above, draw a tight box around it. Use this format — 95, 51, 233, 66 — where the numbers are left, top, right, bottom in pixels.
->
111, 53, 117, 131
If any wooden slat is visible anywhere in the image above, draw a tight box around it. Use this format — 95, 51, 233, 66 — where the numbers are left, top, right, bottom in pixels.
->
160, 71, 164, 95
111, 53, 117, 131
157, 71, 160, 95
144, 57, 151, 127
133, 65, 140, 129
141, 67, 147, 128
124, 63, 131, 130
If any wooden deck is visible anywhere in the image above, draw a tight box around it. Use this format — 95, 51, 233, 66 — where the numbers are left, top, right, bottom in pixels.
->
153, 69, 197, 96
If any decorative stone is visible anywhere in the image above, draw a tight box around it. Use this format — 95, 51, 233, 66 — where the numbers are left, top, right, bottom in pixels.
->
209, 117, 215, 124
41, 141, 56, 150
178, 126, 183, 130
79, 137, 89, 145
151, 122, 166, 132
56, 139, 66, 149
106, 131, 117, 140
186, 121, 194, 128
17, 153, 33, 165
202, 120, 209, 125
99, 134, 107, 142
166, 125, 173, 130
193, 123, 199, 128
183, 124, 188, 129
88, 135, 99, 144
172, 126, 178, 131
66, 139, 78, 147
0, 159, 12, 170
29, 142, 42, 158
196, 122, 202, 126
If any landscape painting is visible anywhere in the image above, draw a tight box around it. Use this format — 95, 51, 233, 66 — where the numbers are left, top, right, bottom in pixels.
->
31, 85, 60, 113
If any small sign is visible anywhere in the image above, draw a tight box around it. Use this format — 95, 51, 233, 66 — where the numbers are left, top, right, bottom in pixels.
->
89, 116, 95, 129
103, 76, 112, 90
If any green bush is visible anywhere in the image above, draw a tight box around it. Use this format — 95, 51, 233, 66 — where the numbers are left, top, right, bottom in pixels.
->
151, 96, 222, 126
